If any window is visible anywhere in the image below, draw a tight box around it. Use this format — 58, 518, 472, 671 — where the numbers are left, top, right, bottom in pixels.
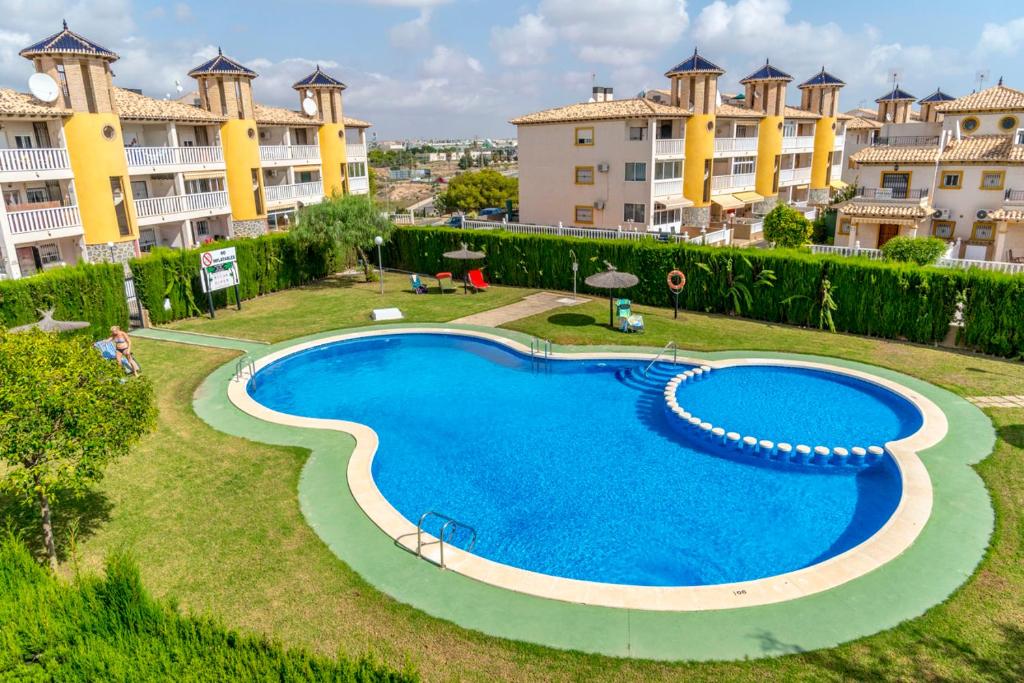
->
628, 126, 647, 141
37, 243, 61, 265
1017, 128, 1024, 145
980, 170, 1005, 190
80, 63, 98, 114
185, 177, 224, 194
837, 219, 852, 235
782, 121, 796, 138
110, 177, 132, 236
55, 63, 70, 105
702, 159, 712, 203
575, 166, 594, 184
654, 208, 681, 226
195, 219, 210, 237
961, 116, 979, 133
881, 171, 911, 198
130, 180, 149, 199
251, 169, 264, 215
235, 80, 245, 119
940, 171, 962, 189
139, 228, 157, 252
623, 203, 646, 223
732, 156, 755, 175
574, 205, 593, 224
297, 171, 314, 184
1000, 115, 1018, 131
347, 161, 367, 177
574, 127, 594, 146
655, 160, 682, 180
932, 220, 955, 239
735, 124, 755, 138
14, 135, 33, 149
26, 188, 48, 203
625, 162, 647, 181
971, 222, 995, 241
292, 128, 309, 145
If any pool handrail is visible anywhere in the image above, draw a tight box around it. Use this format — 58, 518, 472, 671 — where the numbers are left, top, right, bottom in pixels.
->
416, 511, 478, 569
644, 341, 679, 377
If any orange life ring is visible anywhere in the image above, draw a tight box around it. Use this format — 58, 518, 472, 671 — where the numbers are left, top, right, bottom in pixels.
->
667, 270, 686, 291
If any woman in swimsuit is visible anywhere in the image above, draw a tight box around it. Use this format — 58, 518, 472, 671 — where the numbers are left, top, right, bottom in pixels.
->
109, 326, 141, 376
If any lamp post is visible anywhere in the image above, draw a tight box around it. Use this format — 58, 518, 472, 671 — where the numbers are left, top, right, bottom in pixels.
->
374, 235, 384, 295
106, 240, 115, 263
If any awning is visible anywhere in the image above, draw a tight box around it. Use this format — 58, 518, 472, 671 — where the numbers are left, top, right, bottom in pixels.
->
849, 216, 920, 227
733, 191, 764, 203
711, 194, 744, 210
182, 170, 226, 181
293, 164, 320, 173
830, 179, 850, 189
654, 195, 694, 210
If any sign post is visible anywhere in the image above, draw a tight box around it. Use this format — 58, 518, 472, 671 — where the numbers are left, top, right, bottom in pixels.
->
667, 270, 687, 319
199, 247, 241, 319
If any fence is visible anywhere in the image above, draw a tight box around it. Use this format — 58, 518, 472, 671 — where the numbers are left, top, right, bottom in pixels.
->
460, 219, 733, 246
810, 244, 1024, 274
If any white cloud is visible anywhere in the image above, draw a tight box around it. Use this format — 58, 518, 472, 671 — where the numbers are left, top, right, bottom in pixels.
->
490, 13, 556, 67
174, 2, 192, 21
389, 8, 433, 48
976, 17, 1024, 56
421, 45, 482, 78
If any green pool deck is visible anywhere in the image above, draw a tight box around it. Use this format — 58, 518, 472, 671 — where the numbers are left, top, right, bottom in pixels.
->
144, 324, 995, 661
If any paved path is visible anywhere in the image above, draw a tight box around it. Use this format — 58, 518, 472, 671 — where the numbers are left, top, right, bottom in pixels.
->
969, 395, 1024, 409
450, 291, 589, 326
133, 327, 268, 354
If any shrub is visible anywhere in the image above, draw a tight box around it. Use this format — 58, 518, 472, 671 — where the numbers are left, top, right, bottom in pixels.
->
435, 169, 517, 213
0, 263, 127, 338
763, 204, 813, 248
880, 236, 948, 265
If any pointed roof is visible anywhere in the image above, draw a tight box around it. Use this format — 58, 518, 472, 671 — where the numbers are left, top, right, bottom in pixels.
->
740, 60, 792, 84
876, 86, 916, 103
918, 88, 954, 104
188, 48, 258, 78
936, 84, 1024, 113
665, 49, 724, 77
20, 20, 118, 61
293, 65, 346, 90
799, 68, 845, 89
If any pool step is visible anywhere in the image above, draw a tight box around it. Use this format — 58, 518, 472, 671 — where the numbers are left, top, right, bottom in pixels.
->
615, 366, 686, 393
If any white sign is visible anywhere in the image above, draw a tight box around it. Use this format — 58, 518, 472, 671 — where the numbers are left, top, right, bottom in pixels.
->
199, 247, 240, 293
200, 247, 237, 268
201, 266, 240, 293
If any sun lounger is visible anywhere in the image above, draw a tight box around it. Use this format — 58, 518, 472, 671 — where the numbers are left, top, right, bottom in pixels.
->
410, 273, 428, 294
436, 271, 457, 294
467, 268, 489, 292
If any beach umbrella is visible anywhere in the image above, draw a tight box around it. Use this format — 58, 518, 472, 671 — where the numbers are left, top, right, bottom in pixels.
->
584, 262, 639, 327
9, 309, 90, 333
443, 242, 486, 292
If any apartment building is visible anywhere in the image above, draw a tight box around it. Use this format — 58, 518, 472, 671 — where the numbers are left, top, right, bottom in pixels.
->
0, 23, 371, 280
837, 82, 1024, 263
511, 51, 848, 234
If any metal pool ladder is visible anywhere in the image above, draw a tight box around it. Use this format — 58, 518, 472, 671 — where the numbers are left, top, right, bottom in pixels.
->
530, 337, 552, 372
643, 341, 679, 377
416, 511, 478, 569
234, 354, 256, 385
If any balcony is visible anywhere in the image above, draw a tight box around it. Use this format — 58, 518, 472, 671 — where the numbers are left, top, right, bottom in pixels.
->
134, 191, 230, 226
779, 167, 811, 185
782, 135, 816, 152
833, 134, 845, 150
714, 137, 758, 155
711, 172, 756, 193
349, 176, 370, 194
653, 178, 683, 198
654, 138, 686, 158
125, 145, 223, 173
0, 147, 73, 181
265, 181, 324, 204
1004, 189, 1024, 203
854, 187, 929, 201
871, 135, 940, 147
6, 204, 83, 242
346, 143, 367, 159
259, 144, 321, 165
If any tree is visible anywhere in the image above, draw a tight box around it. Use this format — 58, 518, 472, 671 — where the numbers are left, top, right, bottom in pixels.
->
763, 204, 813, 249
0, 329, 156, 569
458, 153, 472, 170
880, 236, 948, 265
293, 194, 394, 281
435, 169, 518, 213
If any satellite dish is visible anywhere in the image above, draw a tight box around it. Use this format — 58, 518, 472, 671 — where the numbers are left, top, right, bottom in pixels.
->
302, 97, 318, 116
28, 73, 59, 103
885, 112, 893, 122
175, 79, 183, 93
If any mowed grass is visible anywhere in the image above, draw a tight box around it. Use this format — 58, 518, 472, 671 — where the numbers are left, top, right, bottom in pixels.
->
4, 282, 1022, 681
166, 271, 536, 343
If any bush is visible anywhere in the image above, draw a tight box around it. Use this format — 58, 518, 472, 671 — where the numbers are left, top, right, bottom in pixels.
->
0, 263, 127, 338
880, 236, 948, 265
435, 169, 517, 213
0, 535, 416, 681
763, 204, 813, 248
386, 226, 1023, 357
130, 233, 339, 324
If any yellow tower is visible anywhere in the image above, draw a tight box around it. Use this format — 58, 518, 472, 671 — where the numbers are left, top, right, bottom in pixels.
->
20, 22, 139, 262
666, 49, 724, 229
740, 61, 792, 213
293, 66, 348, 198
799, 68, 845, 205
189, 49, 267, 237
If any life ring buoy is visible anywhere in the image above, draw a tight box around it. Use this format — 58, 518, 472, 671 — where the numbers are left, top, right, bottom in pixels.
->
667, 270, 686, 291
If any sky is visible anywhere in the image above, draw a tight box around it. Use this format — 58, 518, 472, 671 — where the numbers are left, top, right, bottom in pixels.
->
2, 0, 1024, 140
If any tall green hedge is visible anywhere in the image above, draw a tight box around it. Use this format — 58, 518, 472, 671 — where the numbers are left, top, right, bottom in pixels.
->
386, 226, 1022, 357
0, 263, 127, 338
130, 233, 339, 324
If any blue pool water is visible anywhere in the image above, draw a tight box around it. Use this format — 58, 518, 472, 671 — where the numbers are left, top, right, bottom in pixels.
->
249, 334, 912, 587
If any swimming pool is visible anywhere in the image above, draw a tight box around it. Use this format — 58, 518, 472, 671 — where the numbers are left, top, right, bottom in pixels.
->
247, 332, 922, 589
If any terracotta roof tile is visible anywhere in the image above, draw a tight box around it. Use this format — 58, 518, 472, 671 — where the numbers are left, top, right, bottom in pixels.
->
845, 115, 882, 130
0, 87, 65, 118
511, 98, 689, 125
988, 207, 1024, 222
852, 133, 1024, 165
114, 87, 225, 123
850, 145, 939, 164
937, 84, 1024, 113
836, 201, 930, 219
253, 103, 319, 126
343, 116, 372, 129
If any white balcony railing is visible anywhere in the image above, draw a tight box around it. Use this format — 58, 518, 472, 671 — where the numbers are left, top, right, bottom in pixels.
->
259, 145, 321, 163
779, 167, 812, 185
125, 145, 223, 168
346, 143, 367, 159
653, 178, 683, 197
714, 137, 759, 154
654, 139, 686, 157
134, 191, 229, 219
782, 135, 816, 151
7, 205, 82, 235
0, 147, 71, 174
265, 181, 324, 203
349, 176, 370, 193
834, 134, 846, 150
711, 172, 756, 192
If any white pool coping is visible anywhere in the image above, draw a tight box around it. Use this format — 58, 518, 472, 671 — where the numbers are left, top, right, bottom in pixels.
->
226, 327, 945, 612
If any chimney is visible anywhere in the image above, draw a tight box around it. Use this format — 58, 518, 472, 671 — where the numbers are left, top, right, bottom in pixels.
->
592, 86, 613, 102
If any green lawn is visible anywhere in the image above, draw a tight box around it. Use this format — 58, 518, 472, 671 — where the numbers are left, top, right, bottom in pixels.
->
3, 281, 1022, 681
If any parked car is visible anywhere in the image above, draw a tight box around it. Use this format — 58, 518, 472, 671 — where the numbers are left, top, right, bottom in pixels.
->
447, 215, 464, 228
478, 207, 505, 221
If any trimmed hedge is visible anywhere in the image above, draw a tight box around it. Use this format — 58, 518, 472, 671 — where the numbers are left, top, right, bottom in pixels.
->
130, 233, 339, 324
386, 226, 1022, 358
0, 263, 128, 338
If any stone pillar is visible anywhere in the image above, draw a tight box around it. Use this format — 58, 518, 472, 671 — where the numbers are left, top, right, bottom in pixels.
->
682, 205, 711, 230
993, 221, 1009, 261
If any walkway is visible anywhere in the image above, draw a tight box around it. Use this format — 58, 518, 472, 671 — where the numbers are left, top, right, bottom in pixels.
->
450, 291, 589, 326
133, 327, 268, 355
969, 395, 1024, 409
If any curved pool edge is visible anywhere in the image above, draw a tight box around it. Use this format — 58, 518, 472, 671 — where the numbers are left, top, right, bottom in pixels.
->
187, 322, 995, 661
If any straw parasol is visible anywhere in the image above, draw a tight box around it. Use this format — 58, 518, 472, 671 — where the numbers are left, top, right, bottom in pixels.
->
443, 242, 486, 292
584, 262, 639, 326
9, 309, 90, 333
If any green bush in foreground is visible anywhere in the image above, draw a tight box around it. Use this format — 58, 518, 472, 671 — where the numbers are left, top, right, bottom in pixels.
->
881, 236, 948, 265
0, 535, 415, 681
